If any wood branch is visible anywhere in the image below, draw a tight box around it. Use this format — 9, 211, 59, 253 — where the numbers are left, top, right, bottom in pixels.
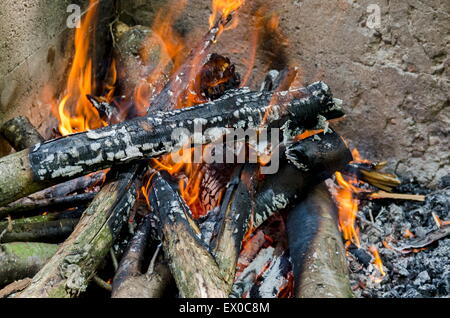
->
0, 242, 58, 287
0, 82, 342, 206
260, 68, 299, 93
367, 191, 426, 202
286, 183, 354, 298
149, 172, 228, 298
359, 169, 401, 192
18, 165, 142, 298
0, 116, 44, 151
0, 278, 31, 298
0, 218, 79, 243
230, 246, 276, 298
22, 171, 105, 201
0, 192, 96, 220
112, 213, 173, 298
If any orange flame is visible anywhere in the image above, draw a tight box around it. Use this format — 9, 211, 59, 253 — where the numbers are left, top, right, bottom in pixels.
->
368, 246, 386, 277
134, 1, 187, 113
53, 0, 108, 136
209, 0, 245, 29
335, 171, 361, 247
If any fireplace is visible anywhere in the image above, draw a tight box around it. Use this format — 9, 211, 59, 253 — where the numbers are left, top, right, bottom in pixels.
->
0, 0, 448, 299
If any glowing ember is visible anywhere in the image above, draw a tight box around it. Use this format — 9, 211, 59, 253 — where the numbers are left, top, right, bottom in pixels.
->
403, 229, 415, 239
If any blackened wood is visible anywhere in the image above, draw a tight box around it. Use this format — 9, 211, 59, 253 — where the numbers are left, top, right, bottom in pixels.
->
87, 95, 120, 125
285, 130, 354, 178
253, 131, 352, 228
286, 183, 354, 298
0, 218, 79, 243
112, 214, 174, 298
19, 165, 142, 298
210, 164, 258, 287
0, 116, 44, 151
0, 82, 342, 206
0, 192, 96, 220
260, 68, 299, 93
209, 130, 352, 286
0, 242, 58, 287
149, 172, 228, 298
24, 171, 105, 200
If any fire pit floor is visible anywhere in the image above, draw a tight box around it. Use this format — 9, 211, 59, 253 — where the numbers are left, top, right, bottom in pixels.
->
349, 179, 450, 298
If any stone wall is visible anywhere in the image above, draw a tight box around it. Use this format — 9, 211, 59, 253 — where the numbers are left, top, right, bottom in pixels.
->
119, 0, 448, 186
0, 0, 114, 155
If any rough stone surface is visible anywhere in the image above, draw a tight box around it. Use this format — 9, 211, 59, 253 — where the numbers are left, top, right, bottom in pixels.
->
0, 0, 84, 147
0, 0, 114, 155
120, 0, 449, 187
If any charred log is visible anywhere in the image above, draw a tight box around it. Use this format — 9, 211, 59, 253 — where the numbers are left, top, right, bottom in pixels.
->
22, 171, 105, 201
286, 183, 354, 298
0, 82, 342, 206
0, 192, 96, 220
112, 213, 173, 298
252, 131, 353, 228
150, 14, 235, 111
0, 116, 44, 151
209, 164, 258, 287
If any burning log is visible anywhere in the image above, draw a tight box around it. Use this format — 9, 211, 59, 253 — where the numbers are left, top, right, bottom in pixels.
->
0, 242, 58, 287
150, 13, 235, 111
252, 131, 353, 229
112, 214, 173, 298
0, 218, 78, 244
286, 183, 354, 298
0, 116, 44, 151
149, 172, 228, 298
18, 165, 141, 298
0, 192, 96, 220
0, 82, 342, 206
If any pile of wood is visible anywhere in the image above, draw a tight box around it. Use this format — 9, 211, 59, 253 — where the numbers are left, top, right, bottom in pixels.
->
0, 14, 355, 299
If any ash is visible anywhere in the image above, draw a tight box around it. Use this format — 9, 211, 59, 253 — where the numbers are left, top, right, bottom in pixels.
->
349, 178, 450, 298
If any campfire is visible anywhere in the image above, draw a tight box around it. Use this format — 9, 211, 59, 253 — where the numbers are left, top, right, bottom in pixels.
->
0, 0, 448, 299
